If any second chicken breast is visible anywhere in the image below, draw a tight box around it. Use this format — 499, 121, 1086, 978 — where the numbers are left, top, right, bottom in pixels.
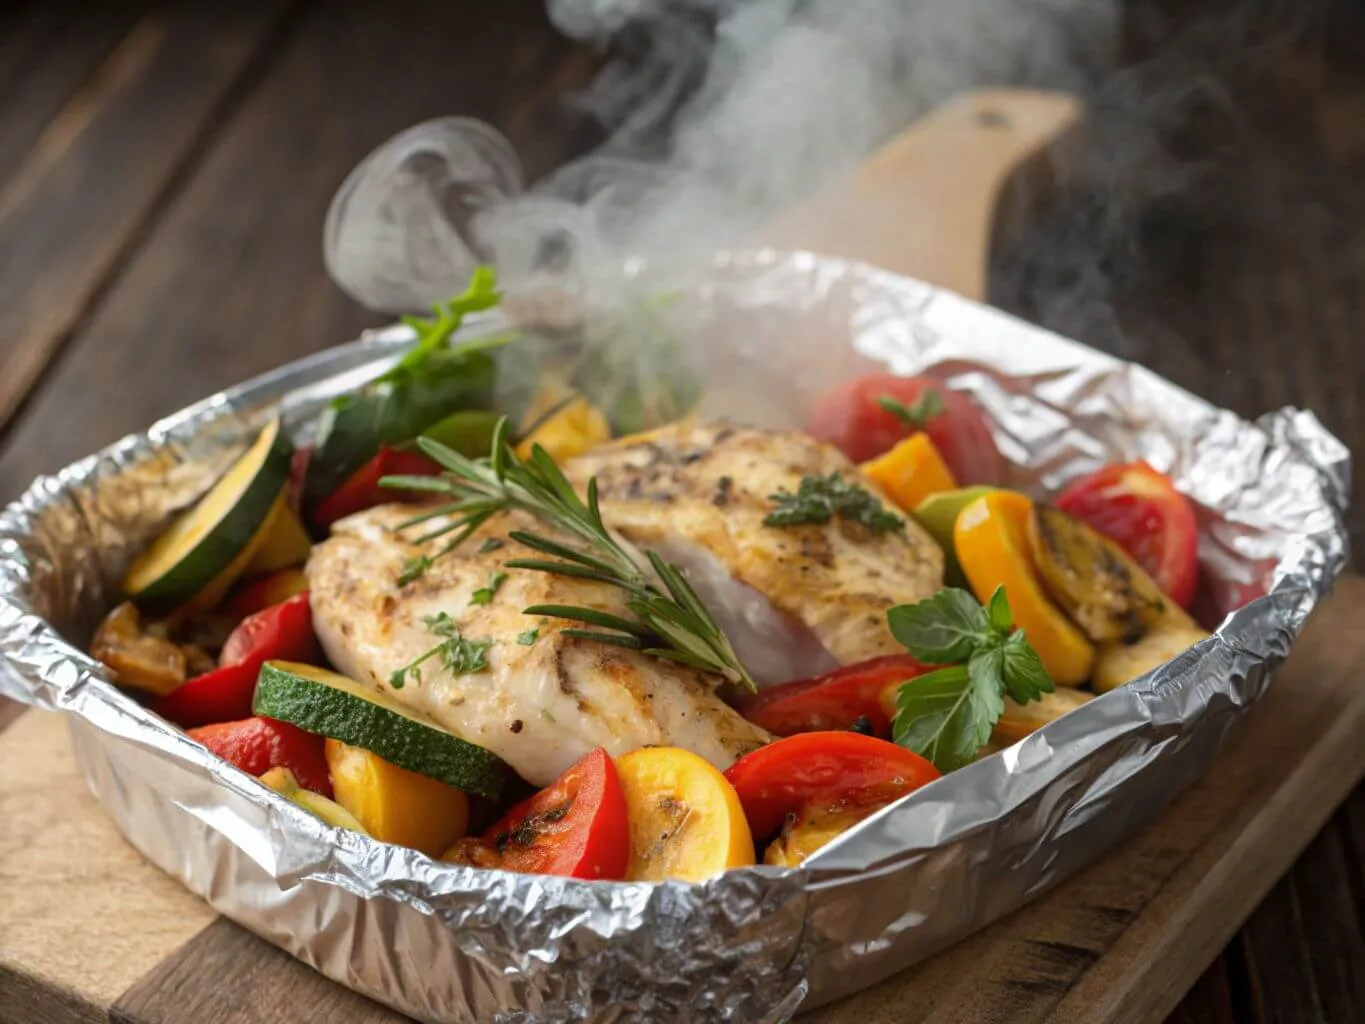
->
565, 423, 945, 684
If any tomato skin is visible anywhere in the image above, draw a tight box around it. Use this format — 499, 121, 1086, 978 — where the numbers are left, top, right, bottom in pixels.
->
156, 594, 316, 727
724, 732, 940, 840
189, 716, 332, 797
1055, 461, 1198, 609
312, 447, 443, 530
476, 748, 630, 880
807, 374, 1002, 485
739, 655, 929, 739
219, 592, 316, 668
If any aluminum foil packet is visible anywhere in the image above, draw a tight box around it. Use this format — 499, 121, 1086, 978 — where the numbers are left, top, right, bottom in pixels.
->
0, 251, 1349, 1023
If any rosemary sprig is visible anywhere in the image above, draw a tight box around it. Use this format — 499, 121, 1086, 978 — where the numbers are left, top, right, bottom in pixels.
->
379, 418, 756, 691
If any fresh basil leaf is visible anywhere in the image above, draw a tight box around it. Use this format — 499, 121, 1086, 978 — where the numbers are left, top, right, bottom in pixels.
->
987, 585, 1013, 635
887, 588, 990, 664
891, 664, 992, 773
1001, 632, 1055, 702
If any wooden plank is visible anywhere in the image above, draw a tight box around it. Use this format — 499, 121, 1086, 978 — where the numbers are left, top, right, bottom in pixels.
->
1, 580, 1359, 1023
0, 711, 216, 1024
0, 3, 149, 189
112, 919, 402, 1024
0, 0, 601, 501
0, 2, 292, 441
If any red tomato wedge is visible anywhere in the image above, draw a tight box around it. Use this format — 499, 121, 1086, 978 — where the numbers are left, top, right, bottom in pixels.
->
156, 594, 316, 727
724, 732, 941, 840
739, 655, 929, 739
312, 447, 443, 530
189, 716, 332, 797
806, 373, 1002, 485
1055, 461, 1199, 609
463, 748, 630, 880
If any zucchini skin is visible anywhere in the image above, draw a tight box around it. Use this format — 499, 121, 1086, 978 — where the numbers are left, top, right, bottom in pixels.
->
131, 427, 292, 616
303, 349, 497, 519
253, 663, 510, 801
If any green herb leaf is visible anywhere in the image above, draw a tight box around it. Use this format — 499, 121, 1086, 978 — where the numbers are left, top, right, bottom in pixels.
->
764, 472, 903, 533
1001, 632, 1054, 703
477, 537, 505, 554
398, 555, 432, 587
389, 612, 492, 688
887, 588, 990, 663
986, 585, 1013, 636
878, 387, 945, 427
517, 629, 539, 646
469, 570, 508, 606
891, 665, 984, 772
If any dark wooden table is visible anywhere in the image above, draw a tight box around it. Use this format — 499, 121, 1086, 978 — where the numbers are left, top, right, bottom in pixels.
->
0, 1, 1361, 1021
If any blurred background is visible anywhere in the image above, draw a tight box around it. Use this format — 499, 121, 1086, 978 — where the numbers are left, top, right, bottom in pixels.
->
1, 0, 1363, 1021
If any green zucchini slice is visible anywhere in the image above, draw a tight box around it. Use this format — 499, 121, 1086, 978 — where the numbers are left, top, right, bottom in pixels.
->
123, 419, 291, 614
253, 661, 511, 800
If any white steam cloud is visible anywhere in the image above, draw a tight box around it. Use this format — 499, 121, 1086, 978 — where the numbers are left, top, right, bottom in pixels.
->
325, 0, 1118, 313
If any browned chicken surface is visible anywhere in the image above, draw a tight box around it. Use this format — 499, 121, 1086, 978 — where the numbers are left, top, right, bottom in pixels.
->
307, 504, 771, 786
565, 422, 945, 681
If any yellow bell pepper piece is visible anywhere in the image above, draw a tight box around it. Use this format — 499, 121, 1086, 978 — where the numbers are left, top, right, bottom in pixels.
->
954, 490, 1096, 686
259, 767, 367, 834
325, 740, 469, 856
614, 747, 754, 882
515, 384, 611, 464
861, 433, 958, 513
245, 501, 312, 575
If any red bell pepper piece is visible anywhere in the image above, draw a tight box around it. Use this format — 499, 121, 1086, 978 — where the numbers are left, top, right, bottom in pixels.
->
312, 447, 443, 530
189, 716, 332, 797
155, 593, 316, 727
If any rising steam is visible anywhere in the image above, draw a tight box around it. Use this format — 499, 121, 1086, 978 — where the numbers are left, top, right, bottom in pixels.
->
325, 0, 1118, 313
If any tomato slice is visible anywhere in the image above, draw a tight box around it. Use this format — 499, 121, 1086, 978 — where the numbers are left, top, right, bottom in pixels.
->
476, 748, 630, 880
806, 373, 1002, 485
723, 732, 940, 840
739, 655, 929, 739
1055, 461, 1198, 609
189, 716, 332, 797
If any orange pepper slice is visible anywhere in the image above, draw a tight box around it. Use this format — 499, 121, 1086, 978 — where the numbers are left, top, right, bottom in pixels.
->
615, 747, 754, 882
861, 433, 958, 512
954, 490, 1095, 686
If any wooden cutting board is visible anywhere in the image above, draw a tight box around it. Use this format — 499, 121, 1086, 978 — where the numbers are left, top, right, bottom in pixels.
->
3, 89, 1362, 1024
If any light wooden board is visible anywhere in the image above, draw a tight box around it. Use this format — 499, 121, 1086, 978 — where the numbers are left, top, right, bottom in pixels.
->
3, 576, 1362, 1024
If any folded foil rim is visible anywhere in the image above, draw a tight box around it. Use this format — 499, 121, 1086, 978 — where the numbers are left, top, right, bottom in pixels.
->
0, 250, 1349, 1023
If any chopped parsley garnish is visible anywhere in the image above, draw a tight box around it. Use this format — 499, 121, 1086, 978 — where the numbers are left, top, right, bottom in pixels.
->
389, 612, 491, 688
516, 629, 539, 646
879, 387, 944, 427
470, 570, 508, 606
764, 472, 903, 533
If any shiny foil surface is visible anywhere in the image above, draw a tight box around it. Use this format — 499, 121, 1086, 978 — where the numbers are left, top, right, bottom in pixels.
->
0, 251, 1349, 1023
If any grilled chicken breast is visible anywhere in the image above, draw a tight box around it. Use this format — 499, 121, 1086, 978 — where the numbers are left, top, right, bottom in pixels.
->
307, 504, 770, 787
565, 423, 944, 681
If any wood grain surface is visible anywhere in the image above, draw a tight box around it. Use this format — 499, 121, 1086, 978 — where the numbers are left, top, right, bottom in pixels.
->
0, 0, 1363, 1022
